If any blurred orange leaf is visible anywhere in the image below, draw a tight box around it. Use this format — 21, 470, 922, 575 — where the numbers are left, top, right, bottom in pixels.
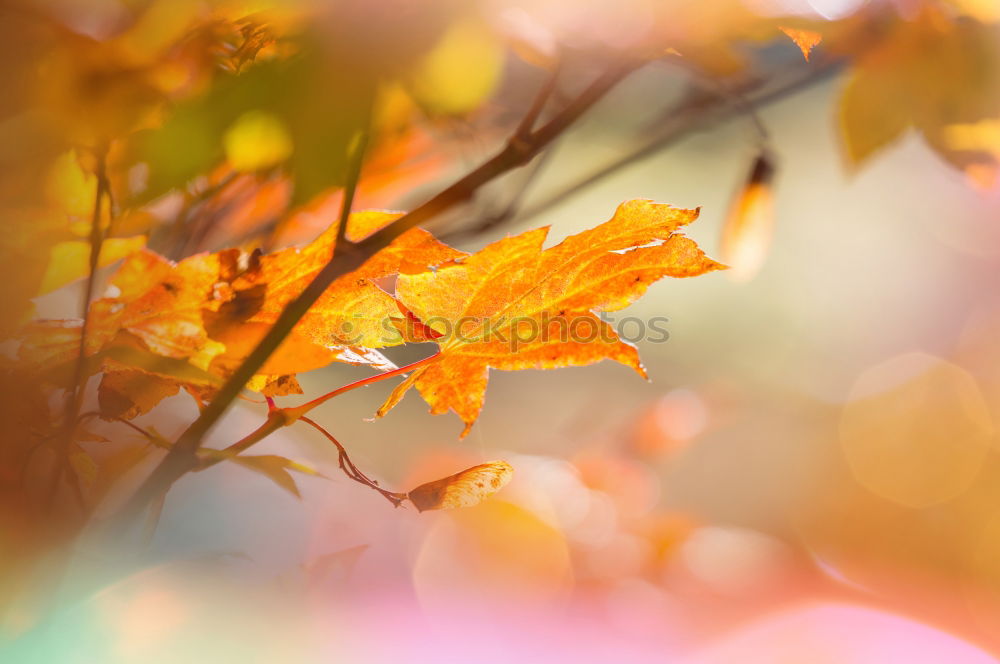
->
839, 8, 1000, 169
39, 236, 148, 297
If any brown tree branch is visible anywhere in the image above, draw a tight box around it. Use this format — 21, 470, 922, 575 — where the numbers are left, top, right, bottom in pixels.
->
67, 147, 109, 425
513, 62, 562, 141
513, 59, 843, 227
48, 145, 109, 509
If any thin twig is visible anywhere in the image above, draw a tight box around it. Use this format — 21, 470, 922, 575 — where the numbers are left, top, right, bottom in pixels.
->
285, 351, 441, 419
660, 53, 771, 144
165, 172, 239, 259
49, 145, 109, 509
194, 351, 441, 474
443, 147, 557, 241
513, 59, 843, 226
335, 127, 372, 249
67, 146, 109, 424
298, 416, 406, 506
113, 417, 169, 448
142, 493, 166, 547
513, 62, 562, 141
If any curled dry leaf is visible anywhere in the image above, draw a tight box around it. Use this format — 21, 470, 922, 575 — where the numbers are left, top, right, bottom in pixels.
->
407, 460, 514, 512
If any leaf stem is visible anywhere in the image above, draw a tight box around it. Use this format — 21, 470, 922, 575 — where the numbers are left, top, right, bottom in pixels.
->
285, 351, 441, 420
194, 351, 441, 473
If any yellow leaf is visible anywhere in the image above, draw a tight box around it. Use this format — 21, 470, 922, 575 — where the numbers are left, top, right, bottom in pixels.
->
38, 236, 147, 296
945, 118, 1000, 160
948, 0, 1000, 22
408, 18, 504, 115
839, 61, 912, 165
46, 151, 96, 219
205, 215, 465, 381
224, 110, 294, 172
246, 374, 303, 397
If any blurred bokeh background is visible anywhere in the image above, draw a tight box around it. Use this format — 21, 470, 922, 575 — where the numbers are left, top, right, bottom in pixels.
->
4, 0, 1000, 661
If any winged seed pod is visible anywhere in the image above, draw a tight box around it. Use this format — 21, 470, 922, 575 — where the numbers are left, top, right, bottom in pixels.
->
407, 461, 514, 512
721, 150, 777, 283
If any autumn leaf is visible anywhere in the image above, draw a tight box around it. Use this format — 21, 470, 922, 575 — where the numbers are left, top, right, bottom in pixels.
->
246, 374, 304, 398
376, 200, 723, 435
24, 209, 461, 403
39, 236, 148, 296
0, 150, 116, 338
90, 248, 223, 363
944, 118, 1000, 187
98, 368, 181, 421
839, 8, 1000, 169
407, 460, 514, 511
407, 18, 504, 115
779, 26, 822, 61
205, 211, 465, 384
17, 247, 227, 395
650, 1, 827, 76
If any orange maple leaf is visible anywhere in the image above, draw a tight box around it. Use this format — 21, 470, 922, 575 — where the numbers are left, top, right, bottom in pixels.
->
24, 210, 465, 418
208, 211, 466, 382
375, 200, 724, 436
22, 248, 220, 373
